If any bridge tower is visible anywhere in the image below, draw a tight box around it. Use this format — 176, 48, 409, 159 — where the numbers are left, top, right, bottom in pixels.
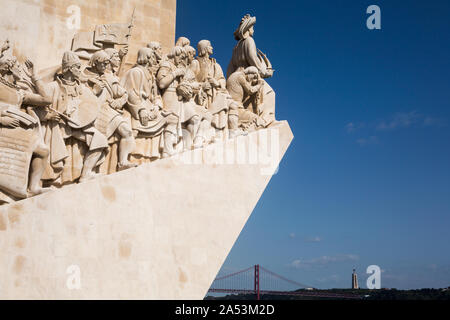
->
254, 265, 260, 300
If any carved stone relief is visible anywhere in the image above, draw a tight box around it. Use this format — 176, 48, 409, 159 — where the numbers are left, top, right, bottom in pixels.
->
0, 14, 277, 204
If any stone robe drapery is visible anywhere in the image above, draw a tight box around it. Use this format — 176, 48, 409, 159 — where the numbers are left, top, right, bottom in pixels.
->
226, 36, 276, 125
192, 57, 229, 114
226, 70, 266, 130
38, 76, 107, 185
192, 57, 237, 130
0, 80, 40, 201
121, 65, 165, 162
82, 69, 128, 140
82, 69, 130, 174
157, 60, 198, 126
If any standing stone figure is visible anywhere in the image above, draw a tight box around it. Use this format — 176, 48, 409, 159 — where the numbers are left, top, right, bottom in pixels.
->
191, 40, 245, 139
121, 48, 166, 162
146, 41, 164, 75
157, 46, 207, 157
81, 50, 136, 171
184, 45, 196, 69
41, 51, 108, 184
227, 14, 276, 126
0, 54, 52, 201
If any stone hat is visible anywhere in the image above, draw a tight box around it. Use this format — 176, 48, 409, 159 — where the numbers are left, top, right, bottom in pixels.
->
62, 51, 81, 70
234, 14, 256, 40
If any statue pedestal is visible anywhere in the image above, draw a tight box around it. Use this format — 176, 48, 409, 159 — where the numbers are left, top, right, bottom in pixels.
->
0, 121, 293, 299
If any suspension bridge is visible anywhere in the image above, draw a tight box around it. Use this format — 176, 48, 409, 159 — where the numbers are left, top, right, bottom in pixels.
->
208, 265, 362, 300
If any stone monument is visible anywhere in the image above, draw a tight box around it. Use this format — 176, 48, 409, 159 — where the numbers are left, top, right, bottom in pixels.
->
0, 2, 293, 299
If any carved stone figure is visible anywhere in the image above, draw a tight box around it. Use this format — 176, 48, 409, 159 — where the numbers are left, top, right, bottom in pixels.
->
81, 50, 136, 171
157, 46, 210, 157
0, 15, 280, 205
104, 47, 123, 75
191, 40, 244, 139
0, 39, 10, 59
0, 54, 52, 201
226, 66, 266, 130
40, 51, 108, 184
147, 41, 164, 70
175, 37, 190, 48
121, 48, 166, 162
227, 14, 276, 126
184, 45, 196, 68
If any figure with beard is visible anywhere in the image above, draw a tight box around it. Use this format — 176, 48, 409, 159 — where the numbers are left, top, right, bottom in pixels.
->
191, 40, 246, 139
121, 47, 166, 162
81, 50, 136, 171
157, 46, 213, 157
40, 51, 108, 185
0, 53, 53, 201
146, 41, 164, 76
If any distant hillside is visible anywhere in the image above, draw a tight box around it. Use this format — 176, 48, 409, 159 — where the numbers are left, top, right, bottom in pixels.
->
205, 288, 450, 300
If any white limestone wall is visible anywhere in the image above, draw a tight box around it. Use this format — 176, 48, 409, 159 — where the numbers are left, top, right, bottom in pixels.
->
0, 121, 293, 299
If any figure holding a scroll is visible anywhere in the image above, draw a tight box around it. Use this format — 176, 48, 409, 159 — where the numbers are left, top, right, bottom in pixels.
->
0, 54, 52, 201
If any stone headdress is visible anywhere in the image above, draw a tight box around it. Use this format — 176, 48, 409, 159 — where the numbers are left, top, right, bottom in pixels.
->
234, 14, 256, 40
62, 51, 81, 72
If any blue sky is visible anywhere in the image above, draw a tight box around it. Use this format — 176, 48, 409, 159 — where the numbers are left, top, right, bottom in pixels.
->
176, 0, 450, 290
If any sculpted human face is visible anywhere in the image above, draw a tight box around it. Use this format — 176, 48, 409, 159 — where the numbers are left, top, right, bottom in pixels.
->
148, 53, 157, 68
208, 44, 213, 56
155, 46, 162, 61
249, 26, 255, 37
246, 73, 258, 85
174, 52, 184, 66
187, 51, 194, 64
70, 63, 81, 78
95, 60, 108, 74
110, 52, 121, 68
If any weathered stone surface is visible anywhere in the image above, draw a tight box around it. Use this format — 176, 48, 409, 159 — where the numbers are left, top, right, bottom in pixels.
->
0, 0, 176, 70
0, 121, 293, 299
